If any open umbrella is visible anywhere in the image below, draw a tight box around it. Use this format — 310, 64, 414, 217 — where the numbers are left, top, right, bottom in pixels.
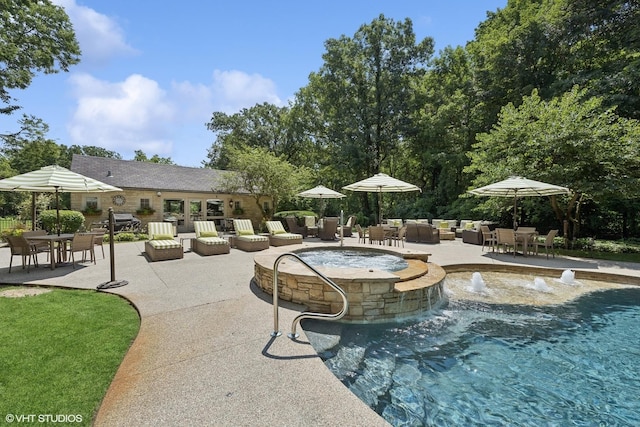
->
0, 165, 122, 234
297, 185, 345, 217
343, 173, 421, 224
468, 176, 570, 229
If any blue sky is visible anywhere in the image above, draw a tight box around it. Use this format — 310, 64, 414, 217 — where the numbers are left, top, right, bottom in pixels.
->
2, 0, 506, 167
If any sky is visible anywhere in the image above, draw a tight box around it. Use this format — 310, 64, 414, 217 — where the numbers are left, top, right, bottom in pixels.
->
2, 0, 506, 168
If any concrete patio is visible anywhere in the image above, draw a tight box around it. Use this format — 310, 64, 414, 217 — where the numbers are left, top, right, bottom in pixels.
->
1, 234, 639, 426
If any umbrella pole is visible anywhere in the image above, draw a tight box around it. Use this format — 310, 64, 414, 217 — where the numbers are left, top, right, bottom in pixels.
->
513, 195, 518, 230
55, 188, 61, 236
98, 207, 129, 290
31, 193, 36, 231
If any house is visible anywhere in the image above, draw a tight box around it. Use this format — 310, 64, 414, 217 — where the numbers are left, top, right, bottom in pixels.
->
70, 155, 272, 233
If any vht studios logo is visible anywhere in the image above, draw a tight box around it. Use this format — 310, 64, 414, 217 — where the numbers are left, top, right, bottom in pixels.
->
5, 413, 83, 423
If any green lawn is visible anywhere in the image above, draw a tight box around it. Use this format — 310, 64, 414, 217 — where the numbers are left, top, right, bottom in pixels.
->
0, 288, 139, 426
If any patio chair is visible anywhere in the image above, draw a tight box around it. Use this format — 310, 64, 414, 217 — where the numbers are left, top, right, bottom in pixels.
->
68, 233, 96, 269
319, 217, 339, 241
193, 221, 230, 256
265, 220, 303, 246
368, 225, 386, 245
532, 229, 558, 259
495, 228, 518, 257
91, 228, 106, 259
515, 227, 538, 255
355, 224, 368, 244
23, 230, 51, 261
339, 215, 356, 237
233, 219, 269, 252
7, 235, 41, 273
388, 226, 406, 247
304, 215, 318, 237
285, 216, 308, 238
480, 225, 497, 252
145, 222, 184, 261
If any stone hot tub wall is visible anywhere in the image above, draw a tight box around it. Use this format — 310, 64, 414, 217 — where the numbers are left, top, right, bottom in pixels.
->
253, 245, 447, 323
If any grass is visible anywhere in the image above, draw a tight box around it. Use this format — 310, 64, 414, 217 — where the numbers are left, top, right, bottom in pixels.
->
557, 248, 640, 263
0, 287, 139, 426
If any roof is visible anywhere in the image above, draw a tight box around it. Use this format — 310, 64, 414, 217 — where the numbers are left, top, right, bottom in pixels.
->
70, 155, 240, 193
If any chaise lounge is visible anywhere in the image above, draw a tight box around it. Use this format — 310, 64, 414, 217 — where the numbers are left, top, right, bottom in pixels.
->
266, 220, 303, 246
193, 221, 230, 256
145, 222, 184, 261
233, 219, 270, 252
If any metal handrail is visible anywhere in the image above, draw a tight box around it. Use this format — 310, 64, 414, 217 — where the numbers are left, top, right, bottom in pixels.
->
271, 253, 349, 339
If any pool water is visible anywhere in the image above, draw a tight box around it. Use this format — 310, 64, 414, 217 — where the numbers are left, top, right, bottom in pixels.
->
311, 288, 640, 426
297, 249, 408, 272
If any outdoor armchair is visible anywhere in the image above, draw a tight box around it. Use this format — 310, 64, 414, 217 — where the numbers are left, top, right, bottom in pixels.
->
285, 216, 308, 238
7, 235, 42, 273
145, 222, 184, 261
69, 233, 96, 269
319, 217, 339, 241
193, 221, 230, 256
233, 219, 269, 252
266, 220, 303, 246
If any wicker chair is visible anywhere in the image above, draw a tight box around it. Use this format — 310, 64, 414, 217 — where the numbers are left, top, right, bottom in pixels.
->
319, 217, 339, 241
68, 233, 96, 269
233, 219, 269, 252
266, 220, 303, 246
193, 221, 230, 256
145, 222, 184, 261
7, 235, 41, 273
285, 216, 308, 238
532, 229, 558, 259
495, 228, 518, 257
368, 226, 386, 245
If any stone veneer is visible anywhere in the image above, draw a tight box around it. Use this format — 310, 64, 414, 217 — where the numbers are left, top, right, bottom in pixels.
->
253, 244, 447, 323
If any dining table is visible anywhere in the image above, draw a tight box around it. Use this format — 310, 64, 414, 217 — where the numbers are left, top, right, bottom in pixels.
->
26, 233, 75, 270
514, 229, 538, 256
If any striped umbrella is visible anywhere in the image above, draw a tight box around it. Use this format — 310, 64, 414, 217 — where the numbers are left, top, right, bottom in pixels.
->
0, 165, 122, 234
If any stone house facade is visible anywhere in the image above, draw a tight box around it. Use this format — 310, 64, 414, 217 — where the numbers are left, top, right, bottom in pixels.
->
70, 155, 271, 233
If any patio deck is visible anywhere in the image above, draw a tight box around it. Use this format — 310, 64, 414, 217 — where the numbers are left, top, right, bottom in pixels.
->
1, 235, 638, 426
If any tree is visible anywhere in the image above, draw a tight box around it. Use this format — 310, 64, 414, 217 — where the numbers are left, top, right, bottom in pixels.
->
0, 0, 81, 118
220, 145, 309, 220
204, 103, 308, 169
60, 145, 122, 168
133, 150, 174, 164
0, 115, 62, 173
296, 15, 433, 219
467, 87, 640, 238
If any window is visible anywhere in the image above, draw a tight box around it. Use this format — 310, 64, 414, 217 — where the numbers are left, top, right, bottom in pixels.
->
86, 196, 98, 209
140, 198, 151, 209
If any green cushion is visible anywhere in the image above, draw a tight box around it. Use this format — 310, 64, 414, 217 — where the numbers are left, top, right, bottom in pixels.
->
200, 230, 218, 237
464, 222, 474, 230
439, 222, 449, 228
153, 234, 174, 240
238, 230, 253, 236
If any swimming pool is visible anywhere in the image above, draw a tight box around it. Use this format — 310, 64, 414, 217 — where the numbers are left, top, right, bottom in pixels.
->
309, 287, 640, 426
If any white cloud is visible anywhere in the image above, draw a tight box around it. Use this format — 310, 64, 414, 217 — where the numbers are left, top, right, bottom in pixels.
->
53, 0, 138, 65
65, 69, 283, 160
67, 73, 175, 155
209, 70, 283, 113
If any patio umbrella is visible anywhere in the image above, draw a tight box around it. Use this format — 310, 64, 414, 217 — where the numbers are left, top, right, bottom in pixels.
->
0, 165, 122, 234
297, 185, 346, 216
343, 173, 421, 224
468, 176, 570, 229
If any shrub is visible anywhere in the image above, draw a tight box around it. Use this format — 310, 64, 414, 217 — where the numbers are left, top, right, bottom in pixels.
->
39, 210, 84, 233
113, 232, 137, 242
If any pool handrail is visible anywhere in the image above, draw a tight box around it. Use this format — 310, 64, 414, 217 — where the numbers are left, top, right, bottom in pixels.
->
271, 252, 349, 339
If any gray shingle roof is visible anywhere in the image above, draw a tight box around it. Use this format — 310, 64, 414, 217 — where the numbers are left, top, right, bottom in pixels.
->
70, 155, 240, 193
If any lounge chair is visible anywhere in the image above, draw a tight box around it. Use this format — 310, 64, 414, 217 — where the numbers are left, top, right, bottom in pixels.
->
145, 222, 184, 261
285, 216, 308, 238
233, 219, 269, 252
193, 221, 230, 256
319, 217, 339, 241
266, 220, 303, 246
